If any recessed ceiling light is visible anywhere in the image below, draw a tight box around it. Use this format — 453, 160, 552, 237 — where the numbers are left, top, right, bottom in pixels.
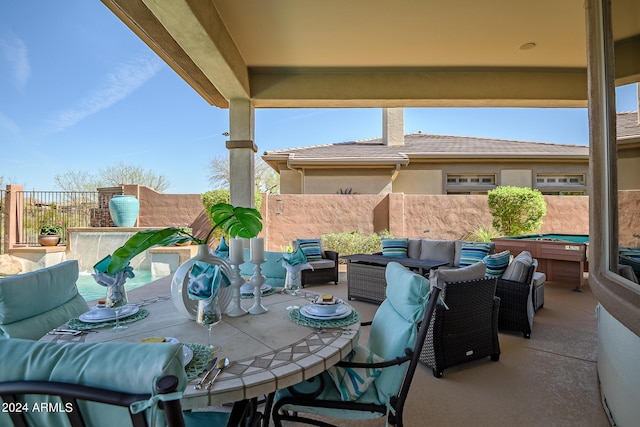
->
518, 42, 537, 51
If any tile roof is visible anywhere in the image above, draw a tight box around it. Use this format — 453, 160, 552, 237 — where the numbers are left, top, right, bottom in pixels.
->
263, 132, 589, 161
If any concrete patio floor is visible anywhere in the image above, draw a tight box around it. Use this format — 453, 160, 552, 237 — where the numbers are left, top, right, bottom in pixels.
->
285, 271, 608, 427
126, 269, 608, 426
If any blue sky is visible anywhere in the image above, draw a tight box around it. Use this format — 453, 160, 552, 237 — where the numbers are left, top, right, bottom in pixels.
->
1, 1, 638, 194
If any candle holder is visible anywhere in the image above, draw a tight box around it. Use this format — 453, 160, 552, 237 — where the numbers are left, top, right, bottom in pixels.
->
226, 261, 247, 317
247, 259, 268, 314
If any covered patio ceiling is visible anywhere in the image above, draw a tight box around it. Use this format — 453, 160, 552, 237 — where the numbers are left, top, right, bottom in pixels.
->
101, 0, 640, 109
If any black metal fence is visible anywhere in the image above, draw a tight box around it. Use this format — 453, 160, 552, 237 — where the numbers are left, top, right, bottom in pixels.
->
15, 190, 99, 246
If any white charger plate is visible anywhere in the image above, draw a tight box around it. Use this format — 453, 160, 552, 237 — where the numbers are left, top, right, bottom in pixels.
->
300, 304, 352, 320
79, 305, 139, 323
240, 283, 272, 294
165, 337, 193, 366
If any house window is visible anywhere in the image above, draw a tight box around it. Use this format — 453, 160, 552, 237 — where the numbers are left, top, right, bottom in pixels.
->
535, 174, 586, 195
536, 175, 585, 186
446, 174, 496, 194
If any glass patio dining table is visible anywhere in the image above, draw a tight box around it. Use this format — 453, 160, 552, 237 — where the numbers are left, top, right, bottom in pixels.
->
39, 276, 361, 411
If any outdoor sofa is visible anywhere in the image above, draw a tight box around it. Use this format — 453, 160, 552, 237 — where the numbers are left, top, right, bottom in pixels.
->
345, 238, 496, 304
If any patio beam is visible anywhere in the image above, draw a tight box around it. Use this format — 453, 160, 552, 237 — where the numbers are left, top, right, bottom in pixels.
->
248, 67, 588, 108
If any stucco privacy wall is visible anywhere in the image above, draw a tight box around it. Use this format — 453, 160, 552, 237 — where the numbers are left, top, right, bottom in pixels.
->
110, 187, 640, 250
122, 185, 204, 227
261, 193, 591, 250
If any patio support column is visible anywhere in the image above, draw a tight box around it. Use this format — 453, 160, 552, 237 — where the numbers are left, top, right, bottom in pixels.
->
227, 98, 256, 208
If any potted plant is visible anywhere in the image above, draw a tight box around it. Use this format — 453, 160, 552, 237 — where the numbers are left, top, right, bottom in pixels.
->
38, 222, 64, 246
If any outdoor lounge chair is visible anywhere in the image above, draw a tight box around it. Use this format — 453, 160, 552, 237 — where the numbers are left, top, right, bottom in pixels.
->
269, 262, 440, 427
420, 276, 500, 378
495, 254, 538, 339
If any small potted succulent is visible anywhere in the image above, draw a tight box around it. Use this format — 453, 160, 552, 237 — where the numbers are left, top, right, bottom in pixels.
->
38, 222, 64, 246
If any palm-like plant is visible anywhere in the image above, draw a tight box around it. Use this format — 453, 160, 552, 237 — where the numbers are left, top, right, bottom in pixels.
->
94, 203, 262, 275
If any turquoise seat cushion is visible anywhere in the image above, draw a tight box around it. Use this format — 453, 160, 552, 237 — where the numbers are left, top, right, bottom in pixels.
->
326, 344, 384, 401
368, 262, 428, 405
381, 238, 408, 258
0, 260, 89, 339
275, 262, 428, 419
239, 249, 286, 287
0, 260, 82, 324
276, 373, 385, 420
0, 293, 89, 340
0, 338, 187, 427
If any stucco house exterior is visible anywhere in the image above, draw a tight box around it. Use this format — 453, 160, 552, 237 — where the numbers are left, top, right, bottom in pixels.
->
264, 109, 640, 196
618, 110, 640, 190
263, 113, 590, 196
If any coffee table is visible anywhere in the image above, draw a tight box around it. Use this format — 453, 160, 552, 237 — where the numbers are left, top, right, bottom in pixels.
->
343, 254, 447, 304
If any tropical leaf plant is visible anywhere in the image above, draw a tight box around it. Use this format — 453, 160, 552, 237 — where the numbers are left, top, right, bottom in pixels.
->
94, 203, 262, 275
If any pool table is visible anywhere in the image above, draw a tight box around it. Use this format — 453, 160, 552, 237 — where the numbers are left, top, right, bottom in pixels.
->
492, 234, 589, 290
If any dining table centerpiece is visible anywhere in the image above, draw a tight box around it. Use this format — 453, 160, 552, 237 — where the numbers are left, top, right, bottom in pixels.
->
92, 203, 263, 320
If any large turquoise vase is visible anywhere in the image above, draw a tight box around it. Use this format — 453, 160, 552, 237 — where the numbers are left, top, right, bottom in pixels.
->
108, 195, 140, 227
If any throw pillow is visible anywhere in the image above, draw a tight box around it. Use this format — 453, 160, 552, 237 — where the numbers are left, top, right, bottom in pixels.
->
501, 251, 533, 283
381, 238, 408, 258
483, 250, 511, 277
327, 345, 384, 401
420, 239, 456, 265
459, 242, 493, 267
429, 262, 487, 291
296, 238, 323, 261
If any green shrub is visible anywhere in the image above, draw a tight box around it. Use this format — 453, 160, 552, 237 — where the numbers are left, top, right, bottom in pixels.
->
488, 186, 546, 236
321, 230, 393, 258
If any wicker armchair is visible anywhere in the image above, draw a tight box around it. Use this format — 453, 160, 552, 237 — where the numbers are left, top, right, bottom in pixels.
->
495, 259, 538, 339
420, 277, 500, 378
301, 250, 340, 287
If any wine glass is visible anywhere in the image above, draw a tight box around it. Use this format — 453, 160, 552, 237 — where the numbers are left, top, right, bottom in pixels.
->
196, 296, 222, 352
106, 284, 128, 332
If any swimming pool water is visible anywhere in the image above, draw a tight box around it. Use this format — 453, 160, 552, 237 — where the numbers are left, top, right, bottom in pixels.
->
76, 270, 168, 302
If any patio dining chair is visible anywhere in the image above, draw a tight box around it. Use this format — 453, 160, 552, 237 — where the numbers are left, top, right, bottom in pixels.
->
270, 262, 441, 427
0, 338, 260, 427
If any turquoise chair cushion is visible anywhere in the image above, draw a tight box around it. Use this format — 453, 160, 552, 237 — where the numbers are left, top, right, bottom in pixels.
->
0, 293, 89, 340
276, 373, 385, 420
326, 344, 384, 401
275, 262, 428, 420
368, 262, 428, 405
239, 249, 286, 287
0, 338, 187, 427
0, 260, 89, 339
